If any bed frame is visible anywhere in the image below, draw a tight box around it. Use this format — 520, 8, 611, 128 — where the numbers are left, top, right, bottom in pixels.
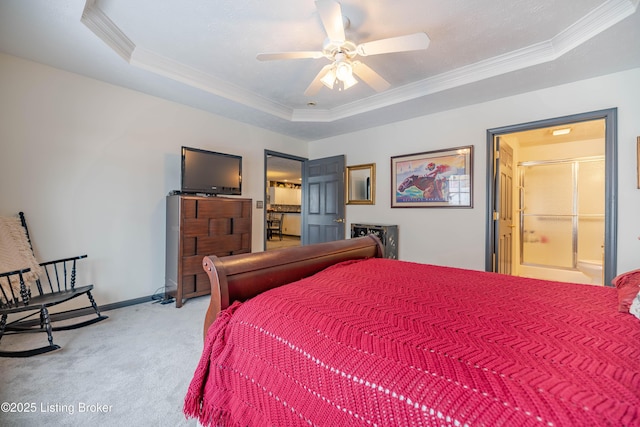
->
201, 235, 384, 337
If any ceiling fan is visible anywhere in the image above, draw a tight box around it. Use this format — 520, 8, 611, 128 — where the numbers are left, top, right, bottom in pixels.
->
256, 0, 430, 96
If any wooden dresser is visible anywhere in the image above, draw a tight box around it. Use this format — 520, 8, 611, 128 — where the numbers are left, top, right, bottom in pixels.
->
165, 194, 252, 307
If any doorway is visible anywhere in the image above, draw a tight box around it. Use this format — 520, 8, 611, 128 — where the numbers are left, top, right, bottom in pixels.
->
486, 109, 617, 286
264, 151, 305, 251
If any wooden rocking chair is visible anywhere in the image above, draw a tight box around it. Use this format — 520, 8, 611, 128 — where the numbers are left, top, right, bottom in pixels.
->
0, 212, 108, 357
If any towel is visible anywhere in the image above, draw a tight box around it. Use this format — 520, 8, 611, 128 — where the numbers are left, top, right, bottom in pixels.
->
0, 216, 41, 299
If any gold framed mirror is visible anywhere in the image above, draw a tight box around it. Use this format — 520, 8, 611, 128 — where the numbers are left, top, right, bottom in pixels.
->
346, 163, 375, 205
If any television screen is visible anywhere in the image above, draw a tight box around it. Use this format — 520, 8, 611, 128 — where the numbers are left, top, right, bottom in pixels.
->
181, 146, 242, 195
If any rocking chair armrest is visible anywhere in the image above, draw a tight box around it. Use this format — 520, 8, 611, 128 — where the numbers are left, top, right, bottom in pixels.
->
0, 267, 32, 279
39, 254, 88, 267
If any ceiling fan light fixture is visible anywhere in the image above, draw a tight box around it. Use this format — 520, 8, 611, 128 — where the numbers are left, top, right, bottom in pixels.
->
334, 57, 357, 91
320, 68, 337, 89
335, 60, 352, 82
257, 0, 432, 96
341, 73, 358, 90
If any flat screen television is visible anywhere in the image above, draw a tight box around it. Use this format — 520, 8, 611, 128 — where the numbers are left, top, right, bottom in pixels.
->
181, 146, 242, 196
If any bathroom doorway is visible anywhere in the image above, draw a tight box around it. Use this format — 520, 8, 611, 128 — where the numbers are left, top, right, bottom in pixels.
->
486, 109, 617, 286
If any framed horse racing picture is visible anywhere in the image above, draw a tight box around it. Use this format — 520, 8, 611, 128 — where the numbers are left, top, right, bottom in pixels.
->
391, 146, 473, 208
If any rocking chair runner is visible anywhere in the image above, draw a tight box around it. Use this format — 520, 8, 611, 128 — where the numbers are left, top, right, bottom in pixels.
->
0, 212, 107, 357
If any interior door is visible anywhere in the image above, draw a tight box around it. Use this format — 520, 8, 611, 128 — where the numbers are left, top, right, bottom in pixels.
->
302, 155, 346, 245
494, 138, 515, 274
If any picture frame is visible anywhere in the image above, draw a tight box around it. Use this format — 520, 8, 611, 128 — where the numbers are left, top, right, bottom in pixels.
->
346, 163, 375, 205
391, 146, 473, 208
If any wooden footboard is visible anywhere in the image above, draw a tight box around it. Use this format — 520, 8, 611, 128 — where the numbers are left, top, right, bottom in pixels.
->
201, 235, 384, 338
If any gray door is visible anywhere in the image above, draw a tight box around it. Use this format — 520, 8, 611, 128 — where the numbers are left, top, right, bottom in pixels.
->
302, 155, 346, 245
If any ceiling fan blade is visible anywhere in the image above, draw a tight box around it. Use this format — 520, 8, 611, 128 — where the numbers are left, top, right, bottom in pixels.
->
257, 51, 324, 61
315, 0, 345, 42
356, 33, 430, 56
304, 64, 335, 96
351, 62, 390, 92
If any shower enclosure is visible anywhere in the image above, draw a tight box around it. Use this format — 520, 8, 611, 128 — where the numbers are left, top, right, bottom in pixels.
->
519, 157, 605, 272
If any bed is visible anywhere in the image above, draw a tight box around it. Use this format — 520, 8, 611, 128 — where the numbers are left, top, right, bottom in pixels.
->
184, 235, 640, 427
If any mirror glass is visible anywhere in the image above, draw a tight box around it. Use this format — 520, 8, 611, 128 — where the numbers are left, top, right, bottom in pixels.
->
346, 163, 375, 205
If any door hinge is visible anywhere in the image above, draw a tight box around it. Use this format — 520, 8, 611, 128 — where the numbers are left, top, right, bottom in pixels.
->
493, 211, 499, 221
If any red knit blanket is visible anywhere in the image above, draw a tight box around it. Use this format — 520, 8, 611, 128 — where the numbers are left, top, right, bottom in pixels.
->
185, 258, 640, 426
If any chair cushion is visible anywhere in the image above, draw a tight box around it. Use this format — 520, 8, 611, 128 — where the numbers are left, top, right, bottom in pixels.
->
0, 216, 41, 298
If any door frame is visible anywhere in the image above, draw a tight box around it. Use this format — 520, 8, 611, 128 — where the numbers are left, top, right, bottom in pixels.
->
485, 108, 618, 285
264, 150, 307, 251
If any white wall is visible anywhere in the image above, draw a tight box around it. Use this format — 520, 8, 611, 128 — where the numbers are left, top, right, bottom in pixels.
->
2, 52, 638, 307
309, 68, 640, 276
0, 53, 307, 306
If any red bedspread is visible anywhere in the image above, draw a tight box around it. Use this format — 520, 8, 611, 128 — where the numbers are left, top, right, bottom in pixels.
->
185, 258, 640, 427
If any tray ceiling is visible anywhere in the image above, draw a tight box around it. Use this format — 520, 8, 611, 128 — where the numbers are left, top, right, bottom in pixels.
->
0, 0, 639, 141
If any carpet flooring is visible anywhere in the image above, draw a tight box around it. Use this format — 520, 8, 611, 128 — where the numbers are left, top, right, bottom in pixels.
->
0, 296, 209, 426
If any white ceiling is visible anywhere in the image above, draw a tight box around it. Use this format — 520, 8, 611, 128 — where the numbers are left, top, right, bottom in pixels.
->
510, 119, 606, 147
1, 0, 639, 141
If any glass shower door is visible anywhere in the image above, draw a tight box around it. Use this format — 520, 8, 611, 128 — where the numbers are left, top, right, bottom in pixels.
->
577, 160, 605, 262
519, 158, 604, 270
520, 163, 574, 268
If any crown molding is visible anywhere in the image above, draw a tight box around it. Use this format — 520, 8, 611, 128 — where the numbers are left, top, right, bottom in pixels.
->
81, 1, 292, 120
130, 48, 292, 120
311, 41, 557, 123
552, 0, 637, 56
82, 0, 637, 123
81, 0, 134, 62
298, 0, 638, 122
